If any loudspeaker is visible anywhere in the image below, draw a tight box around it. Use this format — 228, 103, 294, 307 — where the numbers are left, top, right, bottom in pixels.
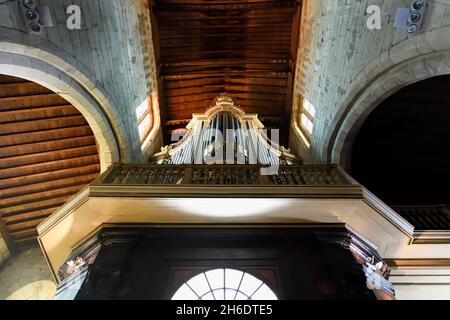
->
394, 0, 429, 36
19, 0, 42, 34
406, 0, 429, 35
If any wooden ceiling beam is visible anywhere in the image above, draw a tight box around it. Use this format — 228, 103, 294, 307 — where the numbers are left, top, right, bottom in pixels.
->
163, 75, 287, 90
225, 76, 288, 87
0, 196, 71, 216
160, 22, 293, 31
0, 154, 99, 180
1, 184, 90, 209
165, 85, 287, 101
2, 206, 63, 224
166, 96, 288, 111
0, 145, 98, 170
0, 105, 76, 124
165, 85, 225, 98
0, 135, 96, 158
162, 72, 288, 81
0, 115, 87, 135
0, 93, 66, 111
159, 30, 292, 40
0, 76, 27, 84
0, 82, 51, 98
0, 166, 99, 194
160, 51, 291, 62
164, 77, 225, 89
0, 125, 93, 147
10, 229, 38, 240
155, 2, 299, 12
160, 38, 291, 48
161, 58, 291, 67
7, 217, 48, 233
224, 84, 287, 94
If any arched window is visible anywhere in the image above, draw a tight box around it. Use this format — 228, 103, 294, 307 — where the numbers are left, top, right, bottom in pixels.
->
171, 268, 278, 300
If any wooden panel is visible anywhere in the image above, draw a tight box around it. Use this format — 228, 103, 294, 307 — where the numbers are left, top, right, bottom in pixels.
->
0, 75, 100, 247
153, 0, 302, 145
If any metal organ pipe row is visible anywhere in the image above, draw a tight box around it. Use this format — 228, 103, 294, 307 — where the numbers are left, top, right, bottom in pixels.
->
165, 111, 281, 166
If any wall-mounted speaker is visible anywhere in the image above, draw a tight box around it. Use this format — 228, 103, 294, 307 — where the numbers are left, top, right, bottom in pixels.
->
394, 0, 429, 36
406, 0, 429, 35
19, 0, 42, 34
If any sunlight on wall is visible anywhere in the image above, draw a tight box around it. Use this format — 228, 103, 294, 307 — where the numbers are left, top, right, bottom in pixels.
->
0, 246, 55, 300
173, 198, 289, 218
294, 97, 317, 149
137, 91, 161, 153
7, 280, 56, 300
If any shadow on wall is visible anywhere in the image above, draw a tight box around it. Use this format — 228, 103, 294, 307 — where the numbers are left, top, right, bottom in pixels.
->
0, 246, 55, 300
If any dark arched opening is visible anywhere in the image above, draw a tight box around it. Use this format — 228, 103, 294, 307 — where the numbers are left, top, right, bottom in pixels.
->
351, 75, 450, 228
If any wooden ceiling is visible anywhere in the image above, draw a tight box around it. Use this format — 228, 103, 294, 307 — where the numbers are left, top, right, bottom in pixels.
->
351, 75, 450, 206
0, 75, 100, 248
151, 0, 302, 144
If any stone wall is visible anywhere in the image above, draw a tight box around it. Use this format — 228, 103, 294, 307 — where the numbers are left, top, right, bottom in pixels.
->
0, 246, 55, 300
0, 237, 10, 266
0, 0, 161, 164
291, 0, 450, 164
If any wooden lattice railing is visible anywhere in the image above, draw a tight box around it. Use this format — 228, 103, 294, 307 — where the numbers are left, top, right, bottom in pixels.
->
98, 164, 353, 186
392, 205, 450, 230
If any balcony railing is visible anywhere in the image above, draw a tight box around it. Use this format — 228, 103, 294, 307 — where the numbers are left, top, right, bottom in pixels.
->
97, 164, 355, 186
392, 205, 450, 230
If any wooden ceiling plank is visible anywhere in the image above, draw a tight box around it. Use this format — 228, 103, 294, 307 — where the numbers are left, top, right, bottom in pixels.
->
1, 184, 90, 208
160, 43, 291, 54
10, 229, 38, 239
0, 196, 71, 216
162, 67, 290, 77
160, 38, 291, 48
0, 135, 96, 158
224, 84, 288, 94
159, 30, 292, 40
0, 115, 87, 135
6, 217, 48, 232
160, 22, 293, 31
164, 77, 225, 90
161, 57, 291, 66
0, 93, 66, 111
0, 75, 28, 84
0, 145, 98, 170
160, 51, 291, 62
0, 105, 77, 124
162, 72, 288, 81
166, 93, 221, 105
165, 85, 226, 98
155, 6, 298, 17
225, 76, 288, 87
0, 154, 100, 180
2, 206, 62, 224
0, 167, 99, 195
0, 82, 51, 98
0, 125, 93, 148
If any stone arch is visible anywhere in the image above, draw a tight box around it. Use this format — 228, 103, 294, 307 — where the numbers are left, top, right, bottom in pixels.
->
0, 51, 119, 171
0, 27, 160, 165
325, 26, 450, 170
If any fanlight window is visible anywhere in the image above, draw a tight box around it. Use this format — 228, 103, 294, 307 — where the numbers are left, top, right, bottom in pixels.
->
171, 268, 278, 300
